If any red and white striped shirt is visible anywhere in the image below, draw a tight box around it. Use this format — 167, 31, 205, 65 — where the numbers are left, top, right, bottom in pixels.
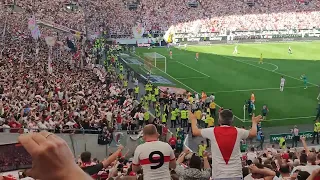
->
132, 140, 175, 180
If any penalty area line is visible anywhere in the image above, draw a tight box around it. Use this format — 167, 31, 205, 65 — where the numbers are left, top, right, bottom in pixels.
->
218, 54, 318, 87
174, 61, 211, 78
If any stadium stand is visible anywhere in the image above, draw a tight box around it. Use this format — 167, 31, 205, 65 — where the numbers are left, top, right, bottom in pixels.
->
1, 0, 320, 179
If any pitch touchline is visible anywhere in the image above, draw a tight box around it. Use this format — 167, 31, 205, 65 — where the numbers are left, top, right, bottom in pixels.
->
176, 77, 208, 80
134, 54, 245, 122
216, 53, 318, 86
243, 116, 316, 122
207, 86, 316, 94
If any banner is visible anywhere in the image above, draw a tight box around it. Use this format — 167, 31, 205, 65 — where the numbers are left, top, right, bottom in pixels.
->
164, 25, 174, 43
28, 16, 41, 40
158, 86, 187, 95
132, 23, 145, 38
45, 36, 56, 47
269, 131, 313, 143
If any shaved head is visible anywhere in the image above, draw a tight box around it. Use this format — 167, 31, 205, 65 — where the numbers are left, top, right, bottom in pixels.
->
308, 152, 316, 164
143, 124, 158, 136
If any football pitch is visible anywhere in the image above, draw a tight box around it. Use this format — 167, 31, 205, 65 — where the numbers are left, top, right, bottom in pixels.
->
134, 41, 320, 127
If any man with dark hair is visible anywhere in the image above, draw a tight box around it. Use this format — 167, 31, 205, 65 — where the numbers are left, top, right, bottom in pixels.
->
191, 110, 262, 179
80, 145, 124, 177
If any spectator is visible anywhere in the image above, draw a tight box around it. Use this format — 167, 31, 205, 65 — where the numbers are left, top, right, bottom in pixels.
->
191, 110, 261, 179
168, 134, 177, 150
247, 147, 257, 162
132, 124, 176, 180
244, 164, 276, 180
291, 137, 320, 174
80, 145, 123, 176
175, 149, 211, 180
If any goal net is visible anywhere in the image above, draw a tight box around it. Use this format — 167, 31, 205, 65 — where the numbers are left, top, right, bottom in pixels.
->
143, 52, 167, 73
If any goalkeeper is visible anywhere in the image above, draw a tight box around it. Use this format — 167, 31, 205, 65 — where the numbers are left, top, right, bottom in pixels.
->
301, 74, 308, 89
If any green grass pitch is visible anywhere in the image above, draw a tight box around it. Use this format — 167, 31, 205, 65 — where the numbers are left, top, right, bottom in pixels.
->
135, 41, 320, 127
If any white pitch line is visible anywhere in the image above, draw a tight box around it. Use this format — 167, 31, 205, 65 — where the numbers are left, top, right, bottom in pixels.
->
174, 61, 211, 78
176, 76, 208, 80
207, 85, 316, 94
242, 60, 279, 72
216, 53, 318, 86
134, 54, 244, 122
243, 116, 316, 122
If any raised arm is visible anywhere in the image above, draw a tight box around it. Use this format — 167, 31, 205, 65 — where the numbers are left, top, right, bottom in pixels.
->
190, 111, 201, 137
203, 152, 211, 169
102, 145, 124, 168
248, 114, 262, 138
177, 149, 190, 164
300, 136, 310, 155
249, 164, 276, 178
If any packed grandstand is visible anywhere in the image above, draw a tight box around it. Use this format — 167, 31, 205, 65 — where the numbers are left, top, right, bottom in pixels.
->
0, 0, 320, 180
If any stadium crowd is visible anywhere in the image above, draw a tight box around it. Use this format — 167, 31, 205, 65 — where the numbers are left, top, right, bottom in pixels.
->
2, 0, 320, 39
3, 113, 320, 180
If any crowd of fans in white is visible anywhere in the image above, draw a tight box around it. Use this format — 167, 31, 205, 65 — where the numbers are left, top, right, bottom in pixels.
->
2, 0, 320, 180
2, 0, 320, 38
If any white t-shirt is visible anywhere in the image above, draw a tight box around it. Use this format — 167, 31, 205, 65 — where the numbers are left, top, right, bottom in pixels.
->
247, 152, 257, 162
132, 140, 175, 180
201, 126, 249, 179
244, 174, 264, 180
106, 111, 113, 122
291, 164, 320, 175
280, 78, 285, 85
138, 112, 144, 121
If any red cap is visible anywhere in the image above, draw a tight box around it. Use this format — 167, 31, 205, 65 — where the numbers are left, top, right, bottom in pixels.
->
282, 153, 289, 160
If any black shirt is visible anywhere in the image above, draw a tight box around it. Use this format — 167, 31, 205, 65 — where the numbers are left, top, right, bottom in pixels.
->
82, 163, 104, 175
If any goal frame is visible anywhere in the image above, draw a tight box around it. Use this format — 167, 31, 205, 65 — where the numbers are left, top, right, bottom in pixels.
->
143, 52, 167, 73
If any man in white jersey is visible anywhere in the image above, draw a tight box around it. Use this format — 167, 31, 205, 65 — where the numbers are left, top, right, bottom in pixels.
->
191, 110, 262, 179
280, 76, 286, 92
132, 124, 176, 180
233, 45, 238, 55
288, 46, 292, 54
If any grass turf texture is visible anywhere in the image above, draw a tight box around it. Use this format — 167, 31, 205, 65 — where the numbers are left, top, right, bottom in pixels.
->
134, 41, 320, 127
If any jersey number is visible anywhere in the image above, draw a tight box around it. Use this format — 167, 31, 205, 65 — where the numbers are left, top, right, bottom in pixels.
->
149, 151, 164, 169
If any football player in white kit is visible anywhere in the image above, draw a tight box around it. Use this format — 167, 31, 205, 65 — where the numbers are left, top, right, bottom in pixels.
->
288, 46, 292, 54
233, 45, 238, 55
280, 76, 286, 92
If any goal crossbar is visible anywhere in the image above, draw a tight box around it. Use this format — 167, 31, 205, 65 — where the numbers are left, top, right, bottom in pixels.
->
143, 52, 167, 73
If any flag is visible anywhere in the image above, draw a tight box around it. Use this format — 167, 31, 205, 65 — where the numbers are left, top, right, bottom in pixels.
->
164, 25, 174, 43
20, 52, 24, 62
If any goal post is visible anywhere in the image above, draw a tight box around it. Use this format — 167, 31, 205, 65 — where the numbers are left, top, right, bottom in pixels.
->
143, 52, 167, 73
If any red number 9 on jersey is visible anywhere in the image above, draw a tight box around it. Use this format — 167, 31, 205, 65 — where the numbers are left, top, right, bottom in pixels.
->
149, 151, 164, 169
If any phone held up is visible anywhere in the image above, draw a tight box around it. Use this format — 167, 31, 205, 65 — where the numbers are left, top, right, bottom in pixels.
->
0, 143, 32, 173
